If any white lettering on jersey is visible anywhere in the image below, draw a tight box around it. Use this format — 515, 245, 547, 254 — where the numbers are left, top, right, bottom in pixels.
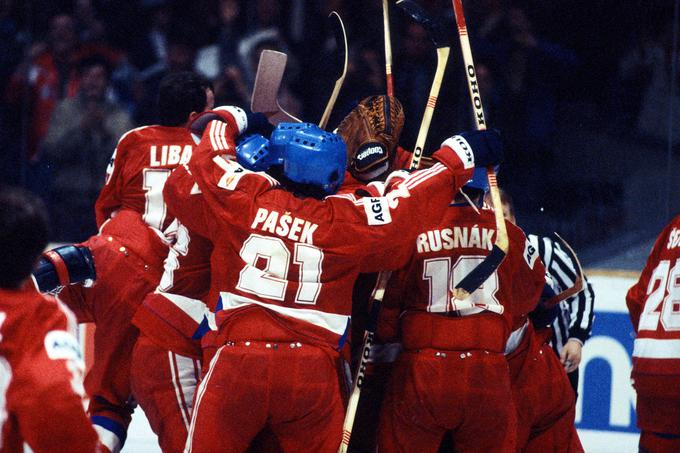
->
44, 330, 83, 363
524, 239, 538, 269
364, 197, 392, 226
416, 226, 495, 253
150, 145, 193, 167
250, 208, 318, 245
668, 228, 680, 249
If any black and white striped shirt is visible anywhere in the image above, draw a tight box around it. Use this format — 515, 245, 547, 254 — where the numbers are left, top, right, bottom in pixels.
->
528, 234, 595, 354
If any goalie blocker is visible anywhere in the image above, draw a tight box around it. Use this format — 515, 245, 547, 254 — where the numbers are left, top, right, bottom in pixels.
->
33, 245, 96, 293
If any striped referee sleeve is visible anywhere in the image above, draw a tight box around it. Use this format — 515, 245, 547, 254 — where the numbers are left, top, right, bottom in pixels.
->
528, 234, 595, 351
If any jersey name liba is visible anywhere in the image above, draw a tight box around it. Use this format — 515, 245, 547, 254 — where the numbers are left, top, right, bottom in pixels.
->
417, 226, 495, 253
251, 207, 319, 245
149, 145, 192, 167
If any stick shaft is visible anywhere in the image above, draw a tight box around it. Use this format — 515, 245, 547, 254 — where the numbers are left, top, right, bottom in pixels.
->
451, 0, 508, 299
408, 46, 450, 170
382, 0, 394, 96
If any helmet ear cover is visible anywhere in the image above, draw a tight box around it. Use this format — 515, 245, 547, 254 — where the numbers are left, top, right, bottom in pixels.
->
236, 134, 279, 172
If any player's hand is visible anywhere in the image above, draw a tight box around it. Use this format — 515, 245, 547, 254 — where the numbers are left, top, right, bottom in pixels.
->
441, 129, 503, 168
560, 338, 582, 373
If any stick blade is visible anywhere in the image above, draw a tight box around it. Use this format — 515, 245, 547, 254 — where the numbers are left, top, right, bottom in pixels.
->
251, 50, 287, 114
396, 0, 450, 48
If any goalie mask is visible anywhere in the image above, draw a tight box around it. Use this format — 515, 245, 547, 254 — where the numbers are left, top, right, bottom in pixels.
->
337, 95, 405, 182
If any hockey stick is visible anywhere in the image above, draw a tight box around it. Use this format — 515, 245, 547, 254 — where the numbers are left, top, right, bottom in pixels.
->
450, 0, 509, 300
251, 49, 301, 125
337, 3, 449, 451
543, 233, 585, 308
319, 11, 348, 130
382, 0, 394, 96
397, 0, 450, 170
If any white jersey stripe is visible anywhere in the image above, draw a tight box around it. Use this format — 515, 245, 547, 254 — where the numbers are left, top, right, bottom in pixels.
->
208, 121, 219, 151
220, 292, 350, 336
633, 338, 680, 359
156, 291, 210, 325
169, 352, 191, 430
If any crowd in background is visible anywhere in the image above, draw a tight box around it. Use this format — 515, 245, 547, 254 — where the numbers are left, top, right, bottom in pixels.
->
0, 0, 677, 252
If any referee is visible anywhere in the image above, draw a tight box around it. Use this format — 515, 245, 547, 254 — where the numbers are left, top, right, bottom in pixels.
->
495, 189, 595, 398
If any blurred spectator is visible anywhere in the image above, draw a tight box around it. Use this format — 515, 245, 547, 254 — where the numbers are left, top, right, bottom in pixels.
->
42, 55, 132, 241
6, 13, 80, 160
475, 6, 579, 202
130, 0, 172, 73
393, 21, 436, 149
135, 31, 198, 125
195, 0, 246, 81
618, 23, 680, 147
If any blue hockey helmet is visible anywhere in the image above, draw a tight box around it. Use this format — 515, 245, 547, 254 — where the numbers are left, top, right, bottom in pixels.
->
270, 122, 347, 196
465, 167, 491, 192
236, 134, 278, 172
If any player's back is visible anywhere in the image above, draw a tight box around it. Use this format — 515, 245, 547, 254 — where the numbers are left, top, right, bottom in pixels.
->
392, 204, 545, 353
0, 284, 98, 452
627, 214, 680, 377
95, 124, 195, 232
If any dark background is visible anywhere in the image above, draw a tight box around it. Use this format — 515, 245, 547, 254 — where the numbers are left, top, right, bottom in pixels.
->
0, 0, 677, 267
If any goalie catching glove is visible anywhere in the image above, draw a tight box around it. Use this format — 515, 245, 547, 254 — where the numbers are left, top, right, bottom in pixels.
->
33, 245, 96, 294
337, 95, 405, 182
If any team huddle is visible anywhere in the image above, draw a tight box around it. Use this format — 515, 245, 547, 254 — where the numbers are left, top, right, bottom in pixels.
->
0, 64, 677, 453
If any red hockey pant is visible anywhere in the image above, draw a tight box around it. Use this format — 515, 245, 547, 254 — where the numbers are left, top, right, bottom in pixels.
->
186, 341, 345, 453
58, 234, 163, 450
378, 349, 516, 453
130, 334, 201, 453
507, 327, 583, 452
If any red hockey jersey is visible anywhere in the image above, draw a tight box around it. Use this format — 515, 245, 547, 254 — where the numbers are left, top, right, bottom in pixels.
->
0, 284, 99, 452
166, 117, 475, 349
95, 125, 195, 232
627, 214, 680, 376
386, 205, 546, 353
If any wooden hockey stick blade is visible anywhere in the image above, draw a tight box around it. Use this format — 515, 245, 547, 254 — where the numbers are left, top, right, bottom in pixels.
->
251, 49, 301, 124
542, 233, 585, 308
396, 0, 450, 48
319, 11, 348, 130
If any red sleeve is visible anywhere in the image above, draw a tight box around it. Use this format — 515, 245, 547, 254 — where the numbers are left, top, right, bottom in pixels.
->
507, 223, 547, 321
164, 164, 215, 238
626, 225, 669, 332
10, 301, 100, 452
352, 159, 473, 273
185, 119, 278, 229
95, 131, 133, 226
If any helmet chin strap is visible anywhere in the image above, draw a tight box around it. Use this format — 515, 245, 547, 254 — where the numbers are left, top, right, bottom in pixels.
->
458, 188, 480, 215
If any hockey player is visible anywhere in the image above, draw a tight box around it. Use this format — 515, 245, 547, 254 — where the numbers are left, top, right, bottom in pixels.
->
131, 95, 403, 453
33, 71, 214, 452
166, 105, 501, 452
626, 215, 680, 453
0, 188, 100, 452
377, 169, 547, 453
496, 189, 584, 452
496, 189, 595, 398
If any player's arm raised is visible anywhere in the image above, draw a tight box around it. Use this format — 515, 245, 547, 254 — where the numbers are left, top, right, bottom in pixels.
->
352, 130, 503, 273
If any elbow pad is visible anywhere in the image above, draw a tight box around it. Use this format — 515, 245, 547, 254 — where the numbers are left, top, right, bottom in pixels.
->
33, 245, 96, 294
